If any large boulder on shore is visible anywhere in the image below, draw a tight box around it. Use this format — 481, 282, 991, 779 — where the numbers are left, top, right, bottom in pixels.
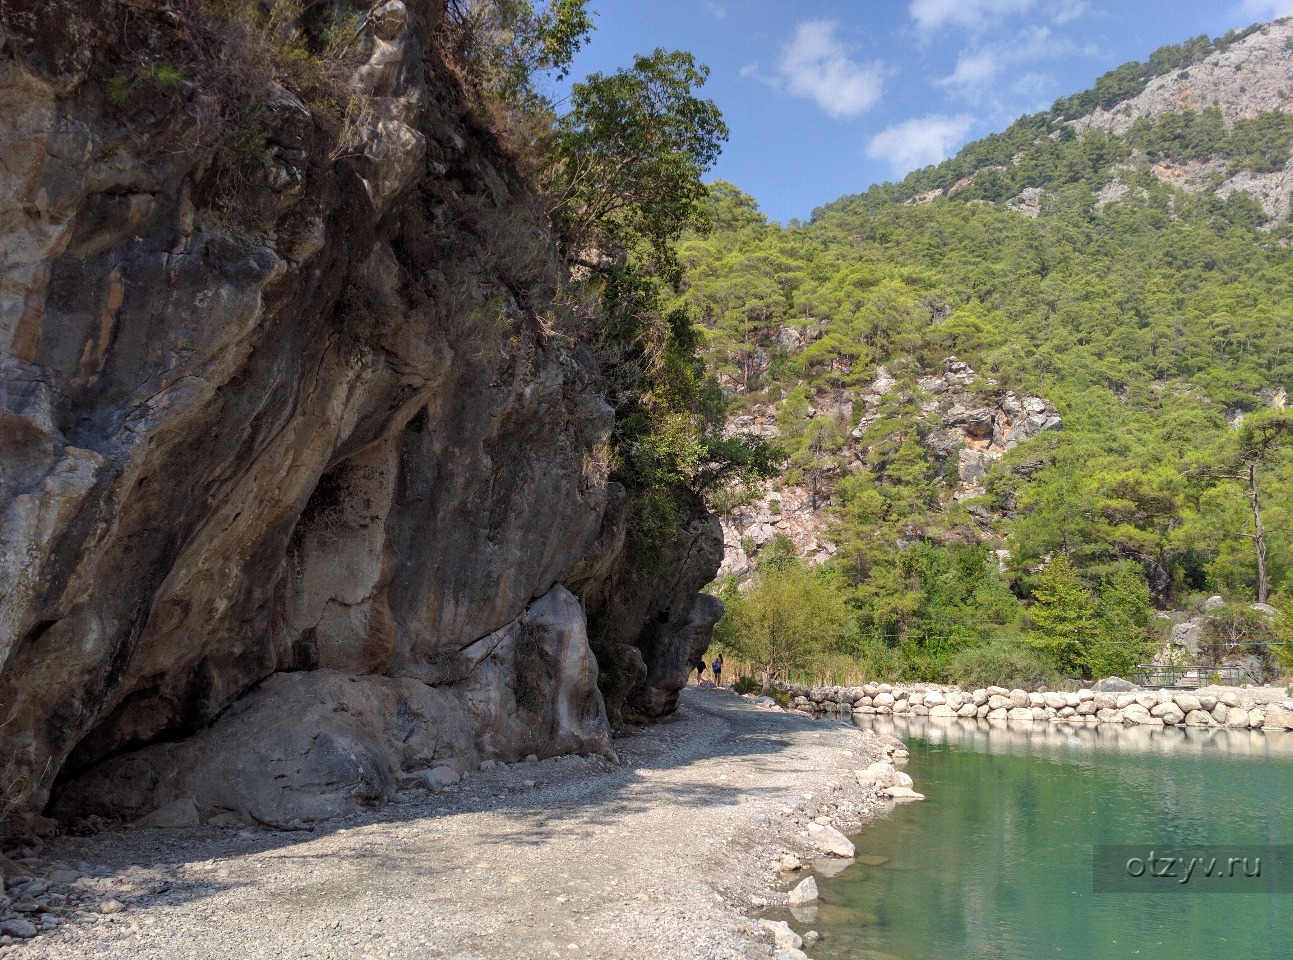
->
54, 587, 612, 826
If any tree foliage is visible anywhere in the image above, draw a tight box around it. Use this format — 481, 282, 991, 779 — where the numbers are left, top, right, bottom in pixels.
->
715, 552, 852, 689
549, 49, 729, 281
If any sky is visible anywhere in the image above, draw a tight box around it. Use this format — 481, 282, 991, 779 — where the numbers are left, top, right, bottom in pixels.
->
548, 0, 1293, 223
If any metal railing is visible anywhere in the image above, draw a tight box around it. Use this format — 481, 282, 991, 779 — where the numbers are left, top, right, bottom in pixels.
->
1134, 664, 1251, 689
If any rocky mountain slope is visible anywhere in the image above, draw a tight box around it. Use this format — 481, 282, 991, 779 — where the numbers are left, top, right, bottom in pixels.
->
0, 0, 721, 835
718, 358, 1059, 578
852, 18, 1293, 222
1071, 21, 1293, 136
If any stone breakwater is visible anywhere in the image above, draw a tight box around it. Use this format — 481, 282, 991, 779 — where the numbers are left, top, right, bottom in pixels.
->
783, 683, 1293, 732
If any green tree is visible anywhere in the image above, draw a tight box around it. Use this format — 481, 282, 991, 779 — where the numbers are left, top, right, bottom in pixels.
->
1204, 410, 1293, 603
1024, 556, 1097, 675
1089, 564, 1155, 678
717, 557, 851, 691
549, 49, 729, 281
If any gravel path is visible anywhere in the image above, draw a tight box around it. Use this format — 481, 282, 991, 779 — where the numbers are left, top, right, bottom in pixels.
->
3, 688, 893, 960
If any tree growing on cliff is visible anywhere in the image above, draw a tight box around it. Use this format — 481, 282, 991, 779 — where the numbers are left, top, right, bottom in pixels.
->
549, 48, 729, 282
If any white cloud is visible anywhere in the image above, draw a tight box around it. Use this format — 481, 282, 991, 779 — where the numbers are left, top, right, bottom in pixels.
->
938, 23, 1094, 99
1050, 0, 1088, 24
705, 1, 726, 19
866, 114, 975, 175
909, 0, 1034, 31
777, 21, 885, 118
1241, 0, 1293, 18
939, 49, 1000, 88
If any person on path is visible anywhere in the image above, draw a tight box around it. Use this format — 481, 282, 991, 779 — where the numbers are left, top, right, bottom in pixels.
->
694, 659, 706, 684
712, 654, 723, 688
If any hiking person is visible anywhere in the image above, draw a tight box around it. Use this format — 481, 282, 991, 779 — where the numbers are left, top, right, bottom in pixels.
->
694, 659, 706, 684
712, 653, 723, 687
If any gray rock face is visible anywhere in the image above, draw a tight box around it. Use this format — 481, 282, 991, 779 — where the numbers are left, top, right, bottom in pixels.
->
1092, 676, 1138, 693
0, 3, 720, 829
53, 585, 611, 826
578, 508, 725, 719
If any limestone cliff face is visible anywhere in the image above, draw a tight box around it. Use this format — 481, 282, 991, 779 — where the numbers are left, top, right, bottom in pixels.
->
0, 0, 720, 831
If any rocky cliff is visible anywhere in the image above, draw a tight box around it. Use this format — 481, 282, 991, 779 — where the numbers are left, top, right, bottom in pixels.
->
718, 357, 1059, 579
0, 0, 721, 833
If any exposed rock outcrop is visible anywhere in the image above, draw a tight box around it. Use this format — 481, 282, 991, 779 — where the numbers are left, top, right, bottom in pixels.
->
1072, 20, 1293, 138
0, 1, 720, 830
718, 357, 1059, 578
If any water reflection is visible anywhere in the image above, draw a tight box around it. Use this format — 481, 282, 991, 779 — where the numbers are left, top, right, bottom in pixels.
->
853, 713, 1293, 760
799, 714, 1293, 960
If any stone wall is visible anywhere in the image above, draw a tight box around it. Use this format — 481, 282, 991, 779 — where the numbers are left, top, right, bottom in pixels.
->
784, 682, 1293, 732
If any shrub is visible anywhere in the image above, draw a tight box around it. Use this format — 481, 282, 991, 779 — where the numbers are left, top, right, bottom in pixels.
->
731, 675, 761, 695
947, 638, 1059, 690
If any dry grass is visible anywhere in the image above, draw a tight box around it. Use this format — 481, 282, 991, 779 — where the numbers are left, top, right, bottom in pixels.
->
714, 652, 879, 690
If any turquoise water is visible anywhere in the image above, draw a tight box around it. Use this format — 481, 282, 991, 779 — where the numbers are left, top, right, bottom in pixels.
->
801, 716, 1293, 960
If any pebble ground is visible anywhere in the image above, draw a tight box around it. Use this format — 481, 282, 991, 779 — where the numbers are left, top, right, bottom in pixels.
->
2, 688, 890, 960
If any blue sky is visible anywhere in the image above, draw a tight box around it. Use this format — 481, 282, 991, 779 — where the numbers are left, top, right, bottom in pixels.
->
549, 0, 1293, 223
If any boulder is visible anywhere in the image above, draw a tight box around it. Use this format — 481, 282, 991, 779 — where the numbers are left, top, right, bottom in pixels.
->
1184, 710, 1215, 727
807, 823, 855, 858
1150, 702, 1185, 725
883, 786, 926, 801
929, 704, 957, 718
1092, 676, 1137, 693
1, 918, 37, 939
1225, 709, 1252, 729
1174, 694, 1202, 714
759, 919, 803, 953
787, 877, 819, 905
423, 766, 462, 790
56, 587, 613, 828
1007, 707, 1035, 722
133, 798, 200, 829
1122, 704, 1151, 724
